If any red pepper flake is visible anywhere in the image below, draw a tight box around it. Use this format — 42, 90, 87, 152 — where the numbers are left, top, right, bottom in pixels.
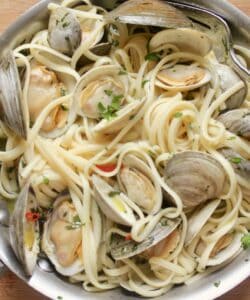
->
96, 163, 117, 172
125, 233, 132, 241
25, 211, 40, 222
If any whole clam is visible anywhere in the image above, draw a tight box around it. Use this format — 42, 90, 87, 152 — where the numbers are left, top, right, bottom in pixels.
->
164, 151, 226, 208
42, 194, 84, 276
9, 183, 40, 275
110, 217, 181, 260
48, 7, 82, 56
0, 52, 28, 139
217, 109, 250, 140
216, 64, 246, 109
117, 154, 162, 214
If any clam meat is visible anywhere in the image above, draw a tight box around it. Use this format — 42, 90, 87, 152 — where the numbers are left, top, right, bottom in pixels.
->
164, 151, 226, 208
42, 195, 84, 276
117, 154, 162, 214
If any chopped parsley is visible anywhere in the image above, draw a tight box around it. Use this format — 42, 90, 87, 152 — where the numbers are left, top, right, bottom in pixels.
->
227, 136, 236, 141
60, 87, 66, 97
43, 177, 50, 185
60, 104, 68, 111
118, 69, 127, 75
230, 157, 242, 164
142, 79, 149, 87
65, 215, 84, 230
160, 217, 168, 226
112, 39, 119, 47
98, 91, 123, 121
62, 22, 70, 28
241, 233, 250, 250
214, 281, 221, 288
145, 52, 161, 62
61, 13, 69, 23
108, 191, 120, 197
57, 296, 63, 300
174, 112, 183, 118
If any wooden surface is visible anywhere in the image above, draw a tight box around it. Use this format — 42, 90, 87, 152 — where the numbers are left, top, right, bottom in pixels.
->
0, 0, 249, 299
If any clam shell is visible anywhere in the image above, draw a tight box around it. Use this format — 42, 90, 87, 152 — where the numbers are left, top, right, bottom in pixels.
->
78, 42, 112, 66
48, 7, 82, 56
217, 109, 250, 140
107, 0, 191, 28
0, 52, 28, 139
185, 199, 220, 246
92, 174, 136, 226
110, 217, 181, 260
9, 183, 39, 276
149, 28, 212, 57
164, 151, 226, 208
216, 64, 246, 109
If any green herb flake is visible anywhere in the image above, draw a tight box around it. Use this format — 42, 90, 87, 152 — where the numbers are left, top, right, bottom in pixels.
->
112, 39, 119, 47
66, 215, 84, 230
142, 79, 149, 88
61, 13, 69, 23
129, 115, 135, 120
60, 104, 68, 111
98, 92, 123, 121
214, 281, 221, 288
160, 217, 168, 226
104, 89, 113, 96
118, 69, 127, 75
241, 233, 250, 250
227, 136, 236, 140
60, 87, 66, 97
230, 157, 242, 164
57, 296, 63, 300
43, 177, 50, 185
145, 52, 160, 62
108, 191, 120, 197
62, 22, 70, 28
174, 112, 183, 118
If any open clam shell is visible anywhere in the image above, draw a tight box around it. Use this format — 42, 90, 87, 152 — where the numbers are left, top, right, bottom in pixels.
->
217, 109, 250, 140
107, 0, 192, 28
149, 28, 212, 57
216, 64, 246, 109
110, 217, 181, 260
48, 7, 82, 56
41, 195, 84, 276
185, 199, 220, 246
156, 64, 211, 92
92, 174, 136, 226
117, 154, 162, 215
9, 183, 39, 276
164, 151, 226, 208
0, 52, 28, 139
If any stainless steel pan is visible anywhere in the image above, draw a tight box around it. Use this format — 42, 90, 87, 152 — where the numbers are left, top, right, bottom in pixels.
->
0, 1, 249, 299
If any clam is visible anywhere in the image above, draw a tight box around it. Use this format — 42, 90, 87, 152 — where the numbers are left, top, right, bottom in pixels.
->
117, 154, 162, 214
0, 52, 28, 139
216, 64, 246, 109
107, 0, 192, 28
80, 78, 125, 119
149, 28, 212, 57
110, 217, 181, 260
9, 183, 39, 275
93, 100, 144, 135
78, 42, 112, 66
156, 64, 211, 92
28, 61, 68, 132
164, 151, 226, 208
42, 195, 84, 276
217, 109, 250, 140
48, 7, 82, 56
219, 148, 250, 180
185, 199, 220, 246
92, 174, 136, 226
196, 232, 242, 266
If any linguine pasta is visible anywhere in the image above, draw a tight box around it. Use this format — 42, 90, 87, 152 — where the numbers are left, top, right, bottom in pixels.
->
0, 0, 250, 298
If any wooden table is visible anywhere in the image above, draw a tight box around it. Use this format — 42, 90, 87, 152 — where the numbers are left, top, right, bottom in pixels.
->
0, 0, 249, 299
